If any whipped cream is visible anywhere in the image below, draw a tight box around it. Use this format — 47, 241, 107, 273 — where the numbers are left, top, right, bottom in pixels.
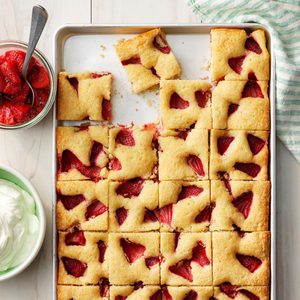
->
0, 179, 39, 271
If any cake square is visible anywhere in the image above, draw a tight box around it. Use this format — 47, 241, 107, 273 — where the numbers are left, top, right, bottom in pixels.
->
159, 181, 210, 232
160, 79, 212, 129
110, 286, 161, 300
115, 28, 181, 93
108, 126, 157, 180
211, 28, 270, 81
210, 180, 270, 231
109, 233, 160, 284
57, 285, 106, 300
214, 285, 269, 300
109, 180, 159, 232
57, 126, 109, 181
212, 231, 270, 285
210, 129, 269, 180
212, 80, 270, 130
160, 232, 212, 285
58, 71, 112, 121
57, 231, 108, 285
56, 180, 108, 231
166, 286, 214, 300
159, 128, 209, 180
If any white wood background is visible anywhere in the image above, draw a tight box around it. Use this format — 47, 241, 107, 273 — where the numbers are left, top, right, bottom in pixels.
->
0, 1, 299, 299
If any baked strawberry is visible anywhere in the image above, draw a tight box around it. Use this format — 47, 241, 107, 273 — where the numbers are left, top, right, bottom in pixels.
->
85, 200, 108, 220
195, 90, 211, 108
220, 282, 240, 298
116, 178, 144, 198
228, 56, 245, 74
116, 128, 135, 146
169, 259, 193, 282
65, 228, 86, 246
61, 257, 87, 277
217, 136, 234, 155
183, 290, 198, 300
187, 155, 205, 176
239, 289, 259, 300
116, 207, 128, 225
99, 278, 109, 297
236, 254, 262, 273
58, 193, 85, 210
145, 256, 163, 269
120, 238, 146, 263
194, 204, 214, 224
232, 191, 253, 219
170, 92, 189, 109
228, 103, 239, 117
245, 37, 262, 54
102, 99, 112, 121
247, 134, 265, 155
177, 185, 203, 202
153, 34, 171, 54
155, 204, 173, 225
110, 157, 122, 171
98, 240, 107, 263
67, 76, 78, 92
90, 142, 103, 166
242, 80, 263, 98
191, 241, 210, 267
121, 56, 141, 66
234, 162, 261, 178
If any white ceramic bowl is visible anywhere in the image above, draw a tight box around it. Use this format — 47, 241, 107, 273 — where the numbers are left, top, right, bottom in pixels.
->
0, 164, 46, 281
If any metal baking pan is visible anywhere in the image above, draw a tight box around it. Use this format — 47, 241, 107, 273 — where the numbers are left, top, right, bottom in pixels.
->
52, 24, 276, 299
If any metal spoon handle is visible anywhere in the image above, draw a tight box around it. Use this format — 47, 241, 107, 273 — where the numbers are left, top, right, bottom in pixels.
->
22, 5, 48, 78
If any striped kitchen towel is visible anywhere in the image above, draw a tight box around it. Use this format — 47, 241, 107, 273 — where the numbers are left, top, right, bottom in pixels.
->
187, 0, 300, 163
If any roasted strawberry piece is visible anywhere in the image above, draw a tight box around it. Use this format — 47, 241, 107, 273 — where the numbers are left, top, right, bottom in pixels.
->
169, 259, 193, 282
85, 200, 108, 220
247, 134, 266, 155
1, 59, 21, 85
116, 128, 135, 146
236, 254, 262, 273
153, 34, 171, 54
120, 238, 146, 264
228, 103, 239, 117
220, 282, 240, 298
102, 99, 112, 121
121, 55, 141, 66
170, 92, 190, 109
242, 80, 264, 98
145, 256, 163, 269
155, 204, 173, 225
195, 90, 211, 108
187, 155, 205, 177
183, 290, 198, 300
245, 37, 262, 54
177, 185, 203, 202
228, 56, 246, 74
116, 178, 144, 198
234, 162, 261, 178
99, 277, 109, 297
194, 204, 214, 224
61, 257, 87, 278
191, 241, 210, 267
28, 64, 50, 88
116, 207, 128, 225
57, 194, 85, 210
217, 136, 234, 155
98, 240, 107, 263
232, 191, 253, 219
65, 228, 86, 246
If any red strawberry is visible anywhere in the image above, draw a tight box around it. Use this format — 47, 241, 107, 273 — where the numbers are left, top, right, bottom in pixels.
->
134, 281, 144, 290
177, 131, 189, 140
90, 72, 110, 78
0, 70, 6, 92
58, 194, 85, 210
3, 81, 21, 95
120, 238, 146, 263
195, 90, 211, 108
0, 103, 15, 125
232, 191, 253, 219
155, 204, 173, 225
151, 67, 159, 78
245, 37, 262, 54
121, 56, 141, 65
145, 256, 163, 269
28, 64, 50, 88
150, 290, 162, 300
98, 240, 107, 263
65, 228, 86, 246
191, 241, 210, 267
115, 296, 127, 300
183, 290, 198, 300
99, 278, 109, 297
6, 102, 31, 123
90, 142, 103, 166
194, 204, 215, 224
177, 185, 203, 202
242, 81, 263, 98
67, 76, 79, 92
85, 200, 108, 220
234, 162, 261, 178
169, 92, 190, 109
239, 289, 259, 300
116, 207, 128, 225
228, 103, 239, 117
161, 286, 173, 300
61, 257, 87, 277
232, 224, 246, 238
228, 56, 246, 74
217, 136, 234, 155
174, 231, 180, 251
217, 171, 232, 195
236, 254, 262, 273
116, 128, 135, 146
187, 155, 205, 177
33, 88, 49, 112
153, 34, 171, 54
11, 81, 30, 102
1, 59, 21, 85
5, 50, 36, 74
143, 208, 159, 223
248, 72, 257, 80
116, 178, 144, 198
220, 282, 240, 298
110, 157, 122, 170
169, 259, 193, 282
247, 134, 265, 155
102, 99, 112, 121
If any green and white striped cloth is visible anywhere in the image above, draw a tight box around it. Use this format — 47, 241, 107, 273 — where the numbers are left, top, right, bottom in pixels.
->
187, 0, 300, 163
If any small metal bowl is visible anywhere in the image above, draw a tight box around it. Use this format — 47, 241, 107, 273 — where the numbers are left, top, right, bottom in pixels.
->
0, 40, 56, 129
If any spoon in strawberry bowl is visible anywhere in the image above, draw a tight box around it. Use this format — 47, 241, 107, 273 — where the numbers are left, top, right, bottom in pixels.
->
0, 5, 55, 129
22, 5, 48, 107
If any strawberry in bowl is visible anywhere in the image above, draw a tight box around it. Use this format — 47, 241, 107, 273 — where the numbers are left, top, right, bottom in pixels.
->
0, 41, 55, 129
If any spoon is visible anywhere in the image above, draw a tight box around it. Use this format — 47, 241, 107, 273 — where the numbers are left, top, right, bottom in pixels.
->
22, 5, 48, 106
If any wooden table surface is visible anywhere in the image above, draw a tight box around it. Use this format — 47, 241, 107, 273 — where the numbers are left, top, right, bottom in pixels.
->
0, 1, 299, 299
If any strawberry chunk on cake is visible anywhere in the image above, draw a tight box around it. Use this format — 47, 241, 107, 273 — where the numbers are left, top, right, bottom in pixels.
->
115, 28, 181, 93
58, 71, 112, 121
211, 29, 270, 81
